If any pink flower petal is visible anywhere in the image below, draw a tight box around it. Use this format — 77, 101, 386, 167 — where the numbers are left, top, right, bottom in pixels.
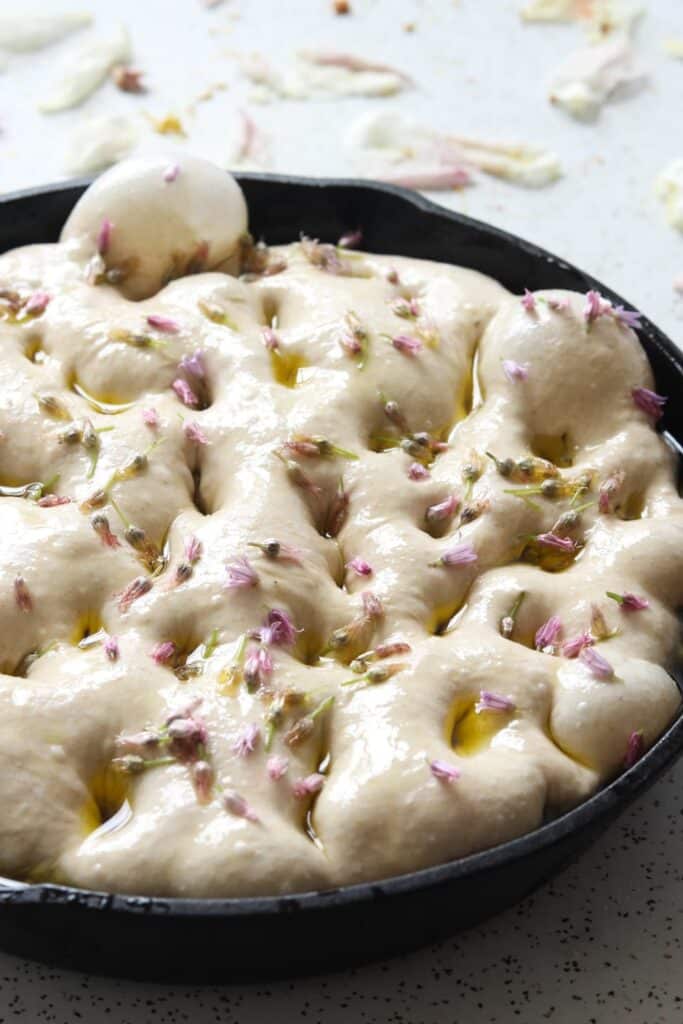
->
179, 349, 206, 379
225, 556, 259, 589
232, 723, 261, 757
434, 542, 477, 568
425, 494, 460, 525
96, 217, 113, 255
163, 163, 180, 183
147, 314, 181, 334
172, 378, 199, 408
583, 290, 612, 323
183, 420, 209, 445
14, 576, 32, 612
392, 334, 422, 356
408, 462, 430, 481
561, 631, 593, 659
624, 729, 644, 768
474, 691, 515, 713
142, 407, 160, 428
632, 386, 666, 421
104, 635, 120, 661
346, 556, 373, 577
223, 790, 259, 821
430, 758, 460, 782
521, 289, 536, 312
580, 645, 614, 680
534, 615, 563, 652
267, 754, 289, 780
292, 772, 325, 798
151, 640, 176, 665
502, 359, 529, 382
24, 290, 51, 315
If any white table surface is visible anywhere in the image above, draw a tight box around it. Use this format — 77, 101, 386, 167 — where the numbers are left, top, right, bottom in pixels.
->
1, 1, 683, 1020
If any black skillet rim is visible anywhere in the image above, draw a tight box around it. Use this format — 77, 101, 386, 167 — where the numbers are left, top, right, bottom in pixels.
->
1, 171, 682, 920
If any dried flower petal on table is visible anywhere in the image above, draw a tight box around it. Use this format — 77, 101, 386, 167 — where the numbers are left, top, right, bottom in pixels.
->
520, 0, 584, 21
241, 50, 409, 102
521, 0, 641, 38
0, 12, 91, 52
346, 110, 561, 191
112, 65, 145, 93
228, 110, 271, 169
39, 25, 131, 112
64, 115, 138, 175
549, 35, 646, 120
655, 160, 683, 233
663, 38, 683, 60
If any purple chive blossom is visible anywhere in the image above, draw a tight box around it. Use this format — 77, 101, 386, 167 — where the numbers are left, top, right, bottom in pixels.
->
118, 575, 152, 612
37, 494, 71, 507
104, 635, 120, 661
163, 162, 180, 183
521, 289, 536, 313
223, 790, 259, 821
408, 462, 430, 481
261, 608, 299, 646
179, 349, 206, 379
535, 615, 563, 652
430, 759, 461, 782
624, 729, 644, 768
225, 556, 259, 590
502, 359, 529, 382
598, 469, 624, 513
632, 386, 667, 421
185, 535, 202, 564
583, 290, 611, 323
426, 494, 460, 525
262, 326, 280, 350
232, 723, 261, 757
142, 407, 160, 428
392, 334, 422, 356
172, 378, 199, 408
191, 760, 214, 803
536, 533, 575, 552
580, 645, 614, 680
607, 591, 649, 611
147, 314, 181, 334
24, 290, 51, 315
151, 640, 176, 665
244, 646, 273, 689
362, 591, 384, 620
96, 217, 113, 255
340, 332, 362, 356
292, 772, 325, 799
433, 542, 478, 568
475, 691, 515, 714
183, 420, 209, 445
347, 556, 373, 577
561, 631, 593, 659
613, 305, 642, 330
267, 754, 289, 780
338, 228, 363, 249
14, 576, 32, 612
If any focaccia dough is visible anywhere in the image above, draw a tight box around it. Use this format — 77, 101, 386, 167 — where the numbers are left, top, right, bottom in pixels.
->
0, 156, 680, 897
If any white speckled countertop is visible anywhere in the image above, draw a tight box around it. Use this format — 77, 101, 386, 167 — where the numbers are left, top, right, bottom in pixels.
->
1, 0, 682, 1020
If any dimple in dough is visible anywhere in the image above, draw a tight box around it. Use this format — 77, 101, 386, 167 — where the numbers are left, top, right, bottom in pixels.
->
0, 156, 680, 898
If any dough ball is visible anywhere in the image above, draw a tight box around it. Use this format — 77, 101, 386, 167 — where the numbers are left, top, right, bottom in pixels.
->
61, 155, 248, 300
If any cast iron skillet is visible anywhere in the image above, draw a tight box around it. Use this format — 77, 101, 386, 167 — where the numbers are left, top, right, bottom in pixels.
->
1, 174, 682, 982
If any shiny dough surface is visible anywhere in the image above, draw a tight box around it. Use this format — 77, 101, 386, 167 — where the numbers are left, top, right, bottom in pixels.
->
0, 156, 680, 897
